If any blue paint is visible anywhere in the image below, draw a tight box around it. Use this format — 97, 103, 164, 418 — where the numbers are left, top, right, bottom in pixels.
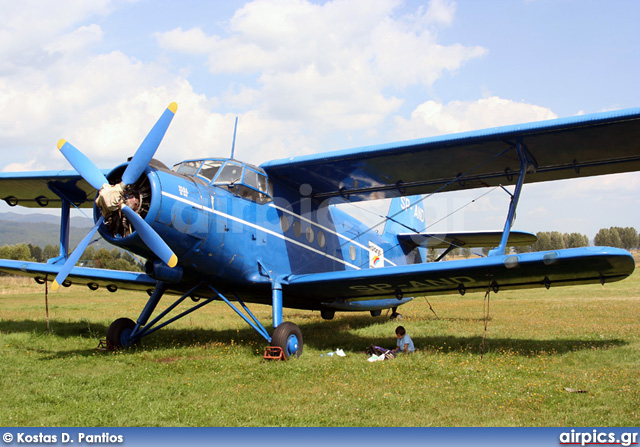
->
286, 334, 299, 355
0, 105, 638, 355
489, 141, 529, 257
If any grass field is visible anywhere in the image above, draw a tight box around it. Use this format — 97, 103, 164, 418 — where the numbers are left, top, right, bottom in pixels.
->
1, 265, 639, 427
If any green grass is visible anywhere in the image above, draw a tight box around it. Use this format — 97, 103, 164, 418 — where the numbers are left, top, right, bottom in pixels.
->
1, 269, 639, 427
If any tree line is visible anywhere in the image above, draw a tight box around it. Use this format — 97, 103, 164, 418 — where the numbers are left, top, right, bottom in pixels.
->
1, 226, 638, 268
428, 226, 639, 260
0, 243, 142, 272
516, 227, 639, 253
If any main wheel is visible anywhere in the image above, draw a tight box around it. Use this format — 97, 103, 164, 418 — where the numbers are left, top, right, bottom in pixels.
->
271, 322, 303, 358
106, 318, 136, 348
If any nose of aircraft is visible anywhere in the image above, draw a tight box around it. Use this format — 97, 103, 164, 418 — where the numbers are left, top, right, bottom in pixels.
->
51, 103, 180, 290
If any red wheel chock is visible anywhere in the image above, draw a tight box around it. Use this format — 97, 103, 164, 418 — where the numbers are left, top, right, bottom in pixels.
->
262, 346, 287, 361
96, 338, 114, 351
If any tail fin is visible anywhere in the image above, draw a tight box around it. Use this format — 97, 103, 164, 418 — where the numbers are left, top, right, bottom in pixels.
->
383, 196, 426, 235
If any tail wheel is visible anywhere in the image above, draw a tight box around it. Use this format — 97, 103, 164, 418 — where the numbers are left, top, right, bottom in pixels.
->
106, 318, 136, 348
272, 322, 303, 358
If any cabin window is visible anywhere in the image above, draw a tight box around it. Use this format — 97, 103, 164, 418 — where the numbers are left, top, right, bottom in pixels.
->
244, 169, 259, 189
175, 160, 202, 176
305, 226, 315, 244
215, 162, 243, 184
198, 160, 223, 181
280, 214, 290, 232
349, 245, 357, 261
258, 174, 269, 195
236, 185, 263, 202
195, 160, 273, 204
317, 230, 326, 248
293, 220, 302, 238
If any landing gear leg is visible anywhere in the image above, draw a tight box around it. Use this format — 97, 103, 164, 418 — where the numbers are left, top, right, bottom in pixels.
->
270, 280, 303, 358
390, 306, 402, 320
105, 281, 169, 348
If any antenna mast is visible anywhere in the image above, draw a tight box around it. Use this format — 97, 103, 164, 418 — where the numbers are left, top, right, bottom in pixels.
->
230, 116, 238, 159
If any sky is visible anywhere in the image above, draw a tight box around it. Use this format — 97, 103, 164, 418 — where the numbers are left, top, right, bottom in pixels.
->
0, 0, 639, 238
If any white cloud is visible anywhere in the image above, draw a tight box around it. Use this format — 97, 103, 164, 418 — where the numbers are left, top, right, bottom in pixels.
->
0, 0, 113, 73
155, 0, 487, 132
392, 96, 558, 139
45, 24, 104, 55
2, 0, 491, 174
154, 27, 217, 55
1, 159, 45, 172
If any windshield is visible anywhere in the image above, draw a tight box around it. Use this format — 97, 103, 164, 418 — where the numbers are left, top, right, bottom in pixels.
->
215, 162, 243, 184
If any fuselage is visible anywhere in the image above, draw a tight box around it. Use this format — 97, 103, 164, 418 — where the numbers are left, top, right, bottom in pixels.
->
95, 157, 420, 309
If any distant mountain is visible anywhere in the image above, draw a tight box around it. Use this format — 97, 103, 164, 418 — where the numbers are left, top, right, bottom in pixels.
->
0, 212, 108, 249
0, 212, 94, 227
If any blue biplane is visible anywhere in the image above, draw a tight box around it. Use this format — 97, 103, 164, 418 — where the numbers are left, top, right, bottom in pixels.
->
0, 104, 638, 357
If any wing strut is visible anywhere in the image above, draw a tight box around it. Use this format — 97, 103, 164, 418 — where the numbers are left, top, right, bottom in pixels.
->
45, 183, 80, 267
488, 141, 533, 256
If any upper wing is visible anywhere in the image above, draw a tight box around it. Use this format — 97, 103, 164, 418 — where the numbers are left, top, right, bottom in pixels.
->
397, 230, 537, 249
262, 108, 640, 201
282, 247, 635, 310
0, 170, 102, 208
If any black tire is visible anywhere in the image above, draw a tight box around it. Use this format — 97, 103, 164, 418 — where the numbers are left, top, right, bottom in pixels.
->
106, 318, 136, 348
271, 322, 303, 358
320, 309, 335, 320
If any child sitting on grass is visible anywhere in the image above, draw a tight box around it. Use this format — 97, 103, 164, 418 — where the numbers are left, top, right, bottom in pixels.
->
391, 325, 414, 355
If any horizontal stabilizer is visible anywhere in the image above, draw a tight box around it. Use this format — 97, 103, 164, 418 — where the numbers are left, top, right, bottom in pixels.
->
397, 230, 537, 249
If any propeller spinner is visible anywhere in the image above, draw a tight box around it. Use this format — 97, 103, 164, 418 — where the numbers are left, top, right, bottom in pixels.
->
51, 103, 179, 290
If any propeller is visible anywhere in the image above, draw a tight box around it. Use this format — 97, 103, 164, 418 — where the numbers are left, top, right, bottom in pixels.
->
51, 217, 103, 291
121, 205, 177, 268
57, 139, 109, 190
122, 102, 177, 185
52, 103, 179, 290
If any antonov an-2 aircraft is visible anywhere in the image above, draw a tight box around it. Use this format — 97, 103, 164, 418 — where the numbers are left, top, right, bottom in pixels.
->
0, 104, 638, 358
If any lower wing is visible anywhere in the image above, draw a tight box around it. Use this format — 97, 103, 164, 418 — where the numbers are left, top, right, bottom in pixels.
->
283, 247, 635, 310
0, 259, 155, 293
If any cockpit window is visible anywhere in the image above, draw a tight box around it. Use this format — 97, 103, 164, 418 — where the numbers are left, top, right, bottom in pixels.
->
175, 160, 202, 176
215, 162, 243, 184
257, 173, 271, 196
198, 160, 223, 181
244, 169, 259, 189
173, 158, 273, 204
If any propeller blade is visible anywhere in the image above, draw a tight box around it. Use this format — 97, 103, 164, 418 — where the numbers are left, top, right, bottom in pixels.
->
121, 102, 178, 185
58, 139, 109, 190
120, 205, 178, 268
52, 216, 104, 291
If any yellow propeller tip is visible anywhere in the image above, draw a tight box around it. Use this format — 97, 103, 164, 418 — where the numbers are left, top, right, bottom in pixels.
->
168, 255, 178, 268
168, 102, 178, 113
52, 281, 60, 291
57, 139, 67, 150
